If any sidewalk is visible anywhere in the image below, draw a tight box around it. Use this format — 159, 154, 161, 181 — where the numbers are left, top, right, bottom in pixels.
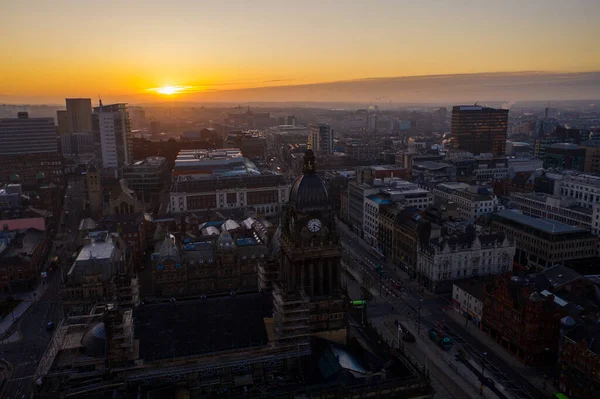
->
442, 307, 555, 397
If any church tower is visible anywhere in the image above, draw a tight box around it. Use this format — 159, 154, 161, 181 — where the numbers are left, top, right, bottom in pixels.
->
273, 149, 346, 345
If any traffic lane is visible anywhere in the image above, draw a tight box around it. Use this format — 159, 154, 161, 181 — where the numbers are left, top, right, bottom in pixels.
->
441, 317, 545, 399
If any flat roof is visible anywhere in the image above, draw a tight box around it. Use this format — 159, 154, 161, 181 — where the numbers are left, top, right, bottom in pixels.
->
134, 292, 272, 361
366, 194, 393, 205
494, 210, 588, 234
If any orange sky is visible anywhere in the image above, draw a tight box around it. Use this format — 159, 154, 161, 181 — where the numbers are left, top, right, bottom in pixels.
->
1, 0, 599, 103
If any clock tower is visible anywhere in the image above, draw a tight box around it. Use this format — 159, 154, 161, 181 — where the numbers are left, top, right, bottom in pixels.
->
273, 149, 346, 345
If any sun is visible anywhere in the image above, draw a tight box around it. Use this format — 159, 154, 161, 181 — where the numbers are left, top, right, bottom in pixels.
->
155, 85, 181, 95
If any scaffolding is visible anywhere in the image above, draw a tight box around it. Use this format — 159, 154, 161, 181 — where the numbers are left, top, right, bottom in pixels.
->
272, 288, 310, 346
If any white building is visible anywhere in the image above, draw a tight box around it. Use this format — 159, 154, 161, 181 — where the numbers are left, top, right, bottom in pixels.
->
309, 123, 334, 155
558, 172, 600, 209
432, 182, 502, 221
92, 103, 132, 169
508, 157, 543, 173
510, 192, 593, 229
452, 280, 485, 326
418, 228, 515, 293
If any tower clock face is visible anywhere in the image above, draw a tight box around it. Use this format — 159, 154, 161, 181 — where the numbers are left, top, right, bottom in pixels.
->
307, 218, 322, 233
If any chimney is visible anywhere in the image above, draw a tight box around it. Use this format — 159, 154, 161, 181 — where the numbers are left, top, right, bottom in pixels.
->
17, 112, 28, 119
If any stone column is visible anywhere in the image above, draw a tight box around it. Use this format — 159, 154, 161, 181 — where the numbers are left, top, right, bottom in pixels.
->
309, 262, 315, 296
318, 261, 324, 296
328, 259, 333, 295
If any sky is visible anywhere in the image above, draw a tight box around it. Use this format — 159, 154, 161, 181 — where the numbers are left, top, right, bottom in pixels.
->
1, 0, 599, 104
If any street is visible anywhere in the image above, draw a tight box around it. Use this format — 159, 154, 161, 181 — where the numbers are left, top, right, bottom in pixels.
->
337, 218, 547, 399
0, 173, 85, 399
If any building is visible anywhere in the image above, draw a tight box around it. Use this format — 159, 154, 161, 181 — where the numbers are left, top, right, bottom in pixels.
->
0, 184, 22, 209
66, 98, 92, 133
417, 227, 515, 293
451, 105, 509, 155
171, 174, 289, 215
170, 149, 289, 215
507, 157, 543, 173
544, 143, 586, 171
432, 182, 502, 221
482, 274, 566, 365
151, 226, 270, 298
452, 279, 487, 328
0, 112, 58, 155
510, 192, 593, 229
581, 140, 600, 174
61, 232, 134, 315
56, 109, 68, 135
363, 193, 394, 248
60, 131, 95, 157
411, 161, 456, 183
122, 156, 168, 199
558, 172, 600, 209
309, 123, 334, 155
491, 210, 597, 271
0, 229, 48, 293
379, 208, 436, 278
559, 322, 600, 399
92, 102, 133, 169
277, 149, 346, 344
0, 112, 62, 187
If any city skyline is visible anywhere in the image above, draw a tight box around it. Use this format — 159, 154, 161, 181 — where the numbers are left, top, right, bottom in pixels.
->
1, 0, 599, 103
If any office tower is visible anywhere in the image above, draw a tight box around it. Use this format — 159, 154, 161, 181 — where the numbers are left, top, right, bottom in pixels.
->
66, 98, 93, 133
309, 123, 334, 155
0, 112, 62, 186
0, 112, 58, 155
56, 110, 68, 135
451, 105, 509, 155
92, 103, 133, 169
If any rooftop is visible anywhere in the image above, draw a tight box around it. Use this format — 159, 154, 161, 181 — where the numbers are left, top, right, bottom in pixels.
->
565, 322, 600, 355
494, 210, 588, 235
133, 292, 272, 361
366, 194, 393, 205
539, 265, 583, 289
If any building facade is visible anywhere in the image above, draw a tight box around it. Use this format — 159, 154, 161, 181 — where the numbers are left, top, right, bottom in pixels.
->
0, 112, 58, 155
92, 103, 133, 169
66, 98, 92, 133
510, 193, 593, 229
544, 143, 586, 171
482, 274, 565, 365
309, 123, 334, 155
417, 229, 515, 293
432, 182, 502, 221
451, 105, 509, 155
170, 174, 290, 215
491, 210, 597, 271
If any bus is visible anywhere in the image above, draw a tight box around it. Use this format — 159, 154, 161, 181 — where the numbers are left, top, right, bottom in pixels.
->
428, 327, 453, 350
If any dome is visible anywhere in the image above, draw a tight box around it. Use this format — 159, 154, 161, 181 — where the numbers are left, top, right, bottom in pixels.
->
9, 174, 20, 182
81, 322, 106, 358
36, 172, 45, 180
289, 149, 329, 211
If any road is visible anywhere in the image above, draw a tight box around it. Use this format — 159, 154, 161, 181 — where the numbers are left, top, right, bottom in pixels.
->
0, 173, 85, 399
337, 219, 547, 399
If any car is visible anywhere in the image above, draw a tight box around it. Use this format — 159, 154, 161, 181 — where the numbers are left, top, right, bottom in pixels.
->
391, 280, 401, 289
46, 322, 54, 331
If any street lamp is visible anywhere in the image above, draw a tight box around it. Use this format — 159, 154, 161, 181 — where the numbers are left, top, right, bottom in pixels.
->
481, 351, 487, 394
417, 299, 423, 334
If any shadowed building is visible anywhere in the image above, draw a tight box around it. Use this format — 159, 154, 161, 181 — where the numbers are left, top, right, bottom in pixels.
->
452, 105, 509, 155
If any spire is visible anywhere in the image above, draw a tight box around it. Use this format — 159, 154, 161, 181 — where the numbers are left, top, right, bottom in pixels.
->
303, 149, 316, 174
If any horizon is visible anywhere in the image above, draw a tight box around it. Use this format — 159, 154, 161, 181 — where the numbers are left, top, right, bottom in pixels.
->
2, 0, 599, 104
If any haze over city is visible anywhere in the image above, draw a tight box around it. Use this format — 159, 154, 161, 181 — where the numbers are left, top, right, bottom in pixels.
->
1, 0, 599, 104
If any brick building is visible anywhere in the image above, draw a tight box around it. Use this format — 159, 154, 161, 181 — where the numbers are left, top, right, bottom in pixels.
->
559, 322, 600, 399
482, 274, 567, 365
0, 229, 49, 293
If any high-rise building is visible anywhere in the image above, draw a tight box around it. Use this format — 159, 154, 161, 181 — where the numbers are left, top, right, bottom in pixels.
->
56, 110, 68, 135
0, 112, 62, 186
66, 98, 93, 133
92, 103, 133, 169
309, 123, 334, 155
451, 105, 509, 155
